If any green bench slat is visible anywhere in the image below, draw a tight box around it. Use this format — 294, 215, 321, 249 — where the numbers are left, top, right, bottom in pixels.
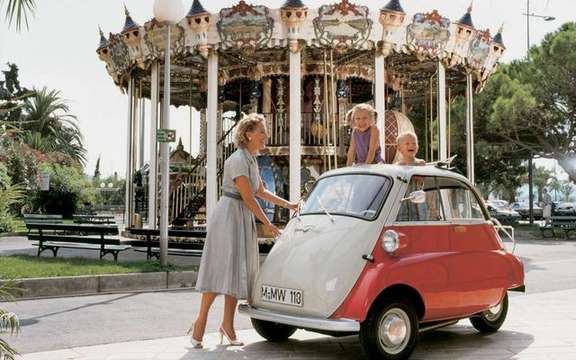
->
28, 234, 123, 245
35, 242, 131, 251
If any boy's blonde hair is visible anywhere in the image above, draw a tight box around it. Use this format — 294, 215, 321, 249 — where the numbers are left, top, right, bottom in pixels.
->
351, 103, 376, 126
233, 113, 266, 148
396, 131, 418, 144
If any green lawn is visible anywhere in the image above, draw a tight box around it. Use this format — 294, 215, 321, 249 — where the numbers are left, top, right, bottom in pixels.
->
0, 255, 197, 279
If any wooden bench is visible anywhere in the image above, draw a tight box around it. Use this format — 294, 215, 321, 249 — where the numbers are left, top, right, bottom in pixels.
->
126, 228, 207, 260
73, 214, 116, 225
126, 227, 274, 260
26, 223, 131, 262
540, 216, 576, 238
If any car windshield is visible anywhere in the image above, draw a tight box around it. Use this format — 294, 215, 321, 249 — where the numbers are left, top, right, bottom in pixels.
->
301, 174, 392, 221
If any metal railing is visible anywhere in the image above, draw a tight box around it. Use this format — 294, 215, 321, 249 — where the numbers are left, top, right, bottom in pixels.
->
262, 112, 340, 147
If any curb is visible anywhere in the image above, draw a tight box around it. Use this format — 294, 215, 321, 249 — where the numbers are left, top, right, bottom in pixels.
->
1, 270, 198, 300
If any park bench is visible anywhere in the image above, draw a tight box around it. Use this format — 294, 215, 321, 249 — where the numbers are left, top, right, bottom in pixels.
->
540, 216, 576, 238
26, 223, 131, 262
73, 214, 116, 225
126, 227, 274, 260
126, 228, 207, 260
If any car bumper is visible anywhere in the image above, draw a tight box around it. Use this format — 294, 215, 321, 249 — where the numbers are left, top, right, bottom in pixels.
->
238, 304, 360, 332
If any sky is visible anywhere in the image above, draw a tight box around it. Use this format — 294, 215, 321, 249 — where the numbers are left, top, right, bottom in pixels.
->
1, 0, 574, 179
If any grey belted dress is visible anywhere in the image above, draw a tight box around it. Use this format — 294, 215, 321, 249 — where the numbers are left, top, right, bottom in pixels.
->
195, 148, 260, 300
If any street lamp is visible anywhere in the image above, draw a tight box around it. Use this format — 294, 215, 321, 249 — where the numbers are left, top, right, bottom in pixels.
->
153, 0, 184, 266
524, 0, 555, 224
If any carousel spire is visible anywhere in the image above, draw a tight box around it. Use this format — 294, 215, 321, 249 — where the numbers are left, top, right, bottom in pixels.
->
187, 0, 208, 16
122, 4, 139, 33
98, 26, 108, 49
457, 2, 474, 28
493, 24, 505, 47
282, 0, 306, 7
382, 0, 404, 13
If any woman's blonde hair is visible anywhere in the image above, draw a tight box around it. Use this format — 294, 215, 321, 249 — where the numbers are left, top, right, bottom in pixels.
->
233, 113, 266, 148
351, 103, 376, 125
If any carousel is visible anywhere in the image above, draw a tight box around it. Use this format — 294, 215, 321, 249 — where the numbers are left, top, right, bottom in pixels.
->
96, 0, 506, 230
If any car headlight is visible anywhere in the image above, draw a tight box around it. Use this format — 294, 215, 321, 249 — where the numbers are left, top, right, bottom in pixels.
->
381, 230, 399, 253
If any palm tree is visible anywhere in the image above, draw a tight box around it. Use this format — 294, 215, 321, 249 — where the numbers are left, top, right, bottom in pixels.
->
0, 280, 20, 360
20, 87, 86, 165
1, 0, 35, 31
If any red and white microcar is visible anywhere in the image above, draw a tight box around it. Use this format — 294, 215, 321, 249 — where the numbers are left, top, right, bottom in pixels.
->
239, 164, 525, 360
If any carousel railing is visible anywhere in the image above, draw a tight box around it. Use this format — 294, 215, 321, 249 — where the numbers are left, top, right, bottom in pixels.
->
168, 116, 239, 225
262, 112, 340, 147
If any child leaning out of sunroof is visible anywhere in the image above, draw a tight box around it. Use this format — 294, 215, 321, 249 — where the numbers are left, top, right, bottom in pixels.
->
395, 131, 426, 166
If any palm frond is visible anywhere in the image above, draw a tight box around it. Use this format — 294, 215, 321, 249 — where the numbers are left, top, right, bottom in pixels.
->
1, 0, 35, 31
0, 337, 20, 360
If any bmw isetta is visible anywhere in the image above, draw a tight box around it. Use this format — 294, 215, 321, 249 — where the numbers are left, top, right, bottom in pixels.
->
239, 164, 525, 359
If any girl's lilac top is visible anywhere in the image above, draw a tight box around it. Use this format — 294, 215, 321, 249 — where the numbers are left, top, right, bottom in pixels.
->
353, 127, 383, 164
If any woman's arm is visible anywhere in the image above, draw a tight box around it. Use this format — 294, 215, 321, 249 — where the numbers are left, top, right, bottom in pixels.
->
346, 130, 356, 166
235, 176, 281, 237
256, 179, 298, 210
366, 126, 380, 164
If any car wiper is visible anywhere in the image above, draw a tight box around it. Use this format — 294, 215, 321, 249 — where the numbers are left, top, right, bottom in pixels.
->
316, 195, 335, 223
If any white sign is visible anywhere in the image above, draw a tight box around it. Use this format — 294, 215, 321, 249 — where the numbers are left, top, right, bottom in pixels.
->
38, 173, 50, 191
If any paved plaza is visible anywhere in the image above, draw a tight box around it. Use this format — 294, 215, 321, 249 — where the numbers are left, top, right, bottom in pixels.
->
3, 235, 576, 359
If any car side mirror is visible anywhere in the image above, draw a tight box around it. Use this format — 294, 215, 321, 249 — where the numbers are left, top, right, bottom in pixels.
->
402, 190, 426, 204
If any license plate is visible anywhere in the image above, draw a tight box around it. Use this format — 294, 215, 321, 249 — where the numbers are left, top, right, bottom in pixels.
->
261, 285, 303, 307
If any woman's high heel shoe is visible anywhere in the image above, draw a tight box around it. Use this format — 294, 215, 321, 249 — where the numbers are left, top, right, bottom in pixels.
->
186, 324, 203, 349
218, 326, 244, 346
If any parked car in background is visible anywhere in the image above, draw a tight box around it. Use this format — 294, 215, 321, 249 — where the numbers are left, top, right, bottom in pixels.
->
485, 200, 521, 225
555, 202, 576, 216
511, 202, 543, 220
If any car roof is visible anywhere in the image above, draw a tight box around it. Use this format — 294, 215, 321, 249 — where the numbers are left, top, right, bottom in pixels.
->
320, 164, 473, 186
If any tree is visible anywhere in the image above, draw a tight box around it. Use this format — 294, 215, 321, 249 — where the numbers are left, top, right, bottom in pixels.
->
530, 165, 553, 204
0, 0, 35, 31
559, 182, 575, 202
19, 87, 86, 165
487, 23, 576, 182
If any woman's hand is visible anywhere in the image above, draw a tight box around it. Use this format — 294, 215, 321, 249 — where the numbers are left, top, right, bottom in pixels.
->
265, 223, 282, 238
285, 201, 299, 211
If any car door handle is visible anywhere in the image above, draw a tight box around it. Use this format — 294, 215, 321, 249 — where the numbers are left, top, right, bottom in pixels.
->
295, 225, 314, 233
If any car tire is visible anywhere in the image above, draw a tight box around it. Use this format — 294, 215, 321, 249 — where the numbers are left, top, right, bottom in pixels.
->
470, 293, 508, 333
360, 299, 419, 360
251, 318, 296, 342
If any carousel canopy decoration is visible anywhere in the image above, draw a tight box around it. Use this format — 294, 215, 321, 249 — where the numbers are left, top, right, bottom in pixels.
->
96, 0, 506, 107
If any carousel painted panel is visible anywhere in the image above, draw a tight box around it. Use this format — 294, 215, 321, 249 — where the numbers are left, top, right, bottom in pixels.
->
143, 20, 186, 60
405, 10, 451, 61
312, 0, 373, 51
216, 0, 274, 51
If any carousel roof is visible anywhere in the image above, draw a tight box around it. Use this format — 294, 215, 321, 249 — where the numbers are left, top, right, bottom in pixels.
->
122, 6, 139, 33
98, 26, 108, 49
457, 4, 474, 28
96, 0, 506, 108
282, 0, 306, 8
494, 26, 505, 47
382, 0, 404, 13
187, 0, 208, 15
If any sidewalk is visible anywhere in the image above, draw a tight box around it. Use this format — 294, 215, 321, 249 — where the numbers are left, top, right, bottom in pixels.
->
19, 289, 576, 360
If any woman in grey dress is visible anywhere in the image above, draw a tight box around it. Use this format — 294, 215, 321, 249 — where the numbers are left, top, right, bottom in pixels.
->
188, 113, 297, 348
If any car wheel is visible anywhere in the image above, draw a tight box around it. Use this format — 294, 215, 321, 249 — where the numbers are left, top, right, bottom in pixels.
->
470, 293, 508, 333
360, 299, 418, 360
251, 318, 296, 342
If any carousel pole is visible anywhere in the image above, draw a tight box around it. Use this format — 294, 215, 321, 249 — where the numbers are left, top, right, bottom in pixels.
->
206, 49, 219, 219
289, 46, 302, 203
148, 62, 160, 228
465, 73, 475, 184
139, 81, 146, 169
124, 77, 135, 227
437, 61, 448, 161
154, 0, 184, 266
374, 53, 386, 160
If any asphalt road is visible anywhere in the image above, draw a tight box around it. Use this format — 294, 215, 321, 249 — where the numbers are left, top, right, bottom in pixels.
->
2, 236, 576, 354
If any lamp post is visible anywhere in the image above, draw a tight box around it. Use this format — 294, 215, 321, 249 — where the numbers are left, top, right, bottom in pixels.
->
523, 0, 555, 224
153, 0, 184, 266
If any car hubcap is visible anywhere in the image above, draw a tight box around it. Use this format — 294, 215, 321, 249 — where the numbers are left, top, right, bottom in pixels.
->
378, 308, 410, 354
484, 302, 503, 322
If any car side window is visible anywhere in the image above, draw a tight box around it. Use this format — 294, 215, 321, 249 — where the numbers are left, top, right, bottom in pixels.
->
437, 178, 485, 221
396, 176, 444, 222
